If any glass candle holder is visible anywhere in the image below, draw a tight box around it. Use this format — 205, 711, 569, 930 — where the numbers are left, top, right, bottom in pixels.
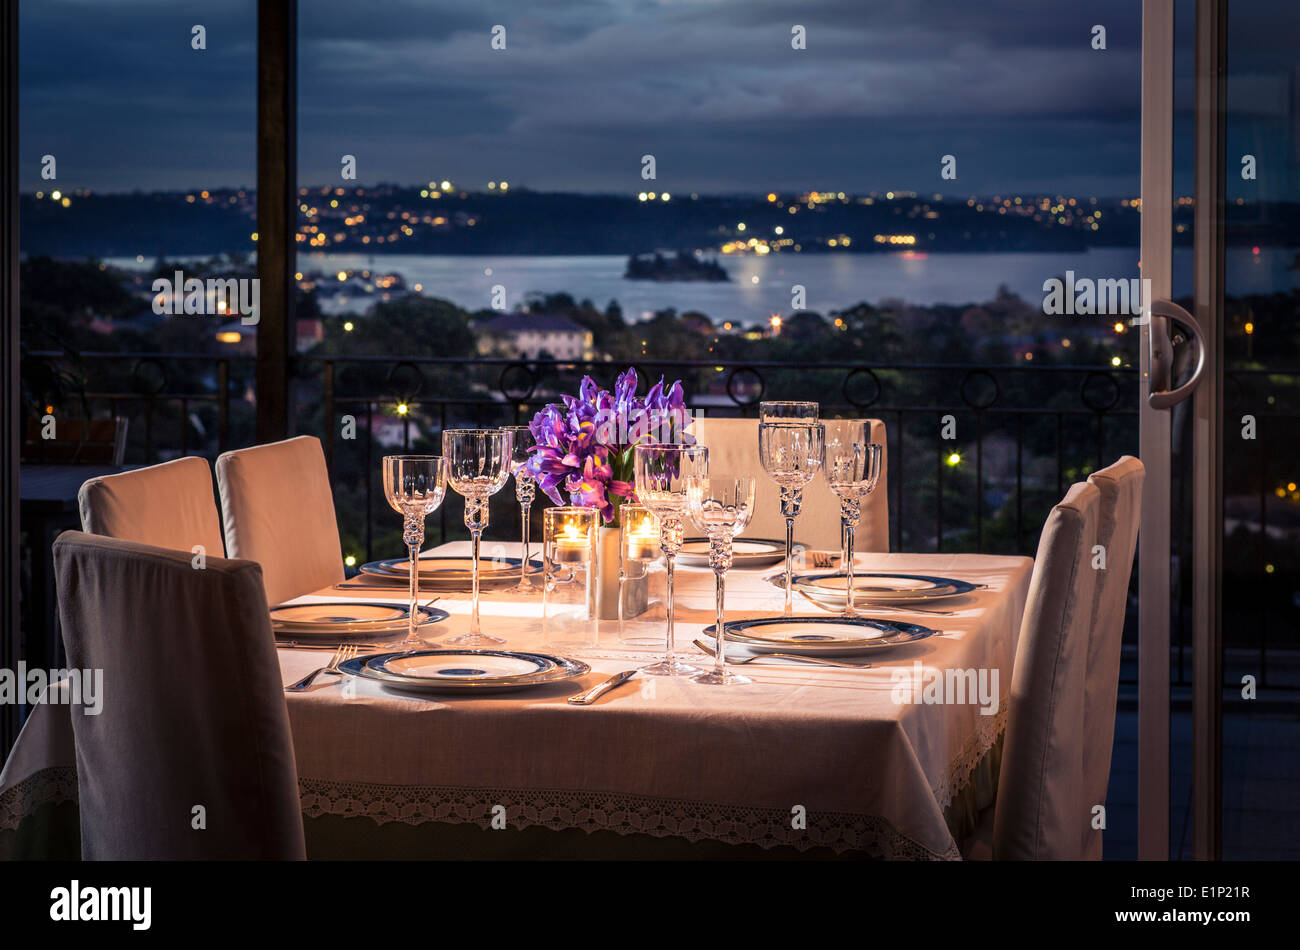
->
621, 505, 661, 562
543, 506, 598, 649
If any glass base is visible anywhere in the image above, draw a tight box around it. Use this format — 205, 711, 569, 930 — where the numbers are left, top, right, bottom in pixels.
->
641, 656, 700, 676
513, 577, 540, 594
691, 668, 752, 686
445, 632, 506, 646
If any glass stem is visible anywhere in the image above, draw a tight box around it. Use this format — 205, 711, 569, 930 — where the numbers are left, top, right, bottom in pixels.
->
520, 502, 531, 583
470, 525, 482, 636
664, 553, 676, 664
714, 567, 727, 678
784, 515, 795, 616
844, 522, 857, 617
407, 540, 420, 642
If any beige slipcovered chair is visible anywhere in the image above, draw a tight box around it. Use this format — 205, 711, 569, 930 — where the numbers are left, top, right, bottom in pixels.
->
1081, 456, 1145, 859
78, 455, 225, 557
690, 417, 889, 552
216, 436, 344, 606
991, 480, 1102, 860
53, 531, 305, 859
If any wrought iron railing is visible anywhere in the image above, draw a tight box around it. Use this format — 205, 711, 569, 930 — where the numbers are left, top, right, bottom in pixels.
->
24, 351, 1300, 690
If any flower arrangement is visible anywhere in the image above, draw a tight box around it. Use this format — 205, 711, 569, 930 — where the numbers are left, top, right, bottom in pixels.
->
523, 368, 693, 523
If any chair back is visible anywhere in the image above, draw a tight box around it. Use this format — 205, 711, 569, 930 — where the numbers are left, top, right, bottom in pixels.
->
78, 455, 224, 557
994, 480, 1100, 860
216, 436, 344, 605
1081, 456, 1145, 858
690, 416, 889, 552
53, 531, 305, 859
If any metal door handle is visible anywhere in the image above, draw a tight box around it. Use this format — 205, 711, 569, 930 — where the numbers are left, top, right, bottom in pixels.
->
1147, 298, 1207, 410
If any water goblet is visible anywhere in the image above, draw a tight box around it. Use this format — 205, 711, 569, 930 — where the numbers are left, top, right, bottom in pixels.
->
758, 421, 824, 616
686, 474, 755, 685
382, 455, 447, 644
823, 429, 883, 617
442, 428, 514, 645
633, 442, 709, 675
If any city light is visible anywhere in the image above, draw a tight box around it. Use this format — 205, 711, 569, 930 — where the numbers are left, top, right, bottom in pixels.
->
344, 555, 357, 567
396, 403, 409, 415
337, 271, 347, 281
1245, 322, 1254, 335
1111, 356, 1122, 367
947, 452, 961, 467
737, 222, 746, 231
343, 321, 354, 332
216, 331, 241, 344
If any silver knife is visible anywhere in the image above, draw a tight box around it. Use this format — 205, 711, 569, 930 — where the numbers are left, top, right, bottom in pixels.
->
567, 669, 639, 705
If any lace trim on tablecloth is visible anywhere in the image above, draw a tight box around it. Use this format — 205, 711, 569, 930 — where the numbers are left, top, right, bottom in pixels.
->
298, 778, 961, 860
0, 766, 79, 831
933, 703, 1008, 812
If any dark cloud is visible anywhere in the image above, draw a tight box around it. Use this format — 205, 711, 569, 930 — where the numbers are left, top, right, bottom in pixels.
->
17, 0, 1300, 198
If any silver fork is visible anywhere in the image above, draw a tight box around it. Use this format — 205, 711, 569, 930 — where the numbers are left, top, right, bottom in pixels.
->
285, 643, 358, 691
810, 551, 835, 569
693, 639, 871, 669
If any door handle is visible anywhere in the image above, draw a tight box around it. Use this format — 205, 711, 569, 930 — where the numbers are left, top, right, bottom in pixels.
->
1146, 298, 1207, 410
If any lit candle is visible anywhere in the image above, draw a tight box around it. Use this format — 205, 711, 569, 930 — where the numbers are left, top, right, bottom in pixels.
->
555, 523, 589, 563
622, 506, 661, 561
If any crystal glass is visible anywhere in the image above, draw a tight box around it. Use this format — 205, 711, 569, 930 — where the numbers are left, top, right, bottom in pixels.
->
686, 474, 755, 685
633, 442, 709, 675
542, 506, 598, 649
382, 455, 447, 644
758, 421, 825, 615
442, 428, 514, 645
502, 424, 538, 592
759, 401, 819, 422
823, 428, 884, 617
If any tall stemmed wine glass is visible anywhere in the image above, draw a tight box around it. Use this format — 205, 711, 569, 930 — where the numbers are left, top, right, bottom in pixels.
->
758, 421, 824, 616
823, 428, 883, 617
382, 455, 447, 644
502, 425, 538, 592
633, 442, 709, 676
687, 474, 755, 685
443, 428, 513, 645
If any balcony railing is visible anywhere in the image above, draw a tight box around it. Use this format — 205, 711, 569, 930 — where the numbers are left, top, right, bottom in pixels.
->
24, 351, 1300, 690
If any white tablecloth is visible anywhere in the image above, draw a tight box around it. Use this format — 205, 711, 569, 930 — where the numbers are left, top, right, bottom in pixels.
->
2, 544, 1031, 860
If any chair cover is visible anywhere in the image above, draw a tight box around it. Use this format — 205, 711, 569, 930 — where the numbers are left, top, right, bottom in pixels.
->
78, 456, 224, 557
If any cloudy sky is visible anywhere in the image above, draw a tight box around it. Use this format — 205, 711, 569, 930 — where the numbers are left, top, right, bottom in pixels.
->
17, 0, 1300, 198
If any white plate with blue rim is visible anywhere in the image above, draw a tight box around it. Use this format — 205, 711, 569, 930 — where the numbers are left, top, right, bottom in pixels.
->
678, 537, 787, 568
340, 649, 590, 694
707, 616, 938, 656
270, 602, 449, 640
785, 571, 980, 605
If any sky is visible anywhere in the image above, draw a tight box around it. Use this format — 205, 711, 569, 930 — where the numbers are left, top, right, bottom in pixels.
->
16, 0, 1300, 199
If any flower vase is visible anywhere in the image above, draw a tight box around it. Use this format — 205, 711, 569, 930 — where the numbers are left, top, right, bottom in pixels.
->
595, 523, 648, 621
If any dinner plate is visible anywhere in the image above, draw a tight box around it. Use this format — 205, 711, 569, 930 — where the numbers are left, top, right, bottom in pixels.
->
677, 537, 787, 568
708, 616, 938, 656
359, 555, 541, 588
339, 650, 590, 694
785, 571, 979, 604
271, 603, 449, 640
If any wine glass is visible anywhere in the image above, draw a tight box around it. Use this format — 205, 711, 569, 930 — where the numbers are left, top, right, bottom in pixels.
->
823, 429, 883, 617
502, 424, 538, 592
760, 401, 819, 422
686, 474, 755, 685
633, 442, 709, 676
442, 428, 514, 645
758, 421, 824, 616
382, 455, 447, 644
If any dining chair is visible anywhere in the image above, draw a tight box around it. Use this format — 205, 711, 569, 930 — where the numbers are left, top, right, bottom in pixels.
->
1081, 455, 1145, 859
78, 455, 225, 557
53, 531, 306, 859
215, 435, 344, 605
988, 480, 1102, 860
690, 416, 889, 552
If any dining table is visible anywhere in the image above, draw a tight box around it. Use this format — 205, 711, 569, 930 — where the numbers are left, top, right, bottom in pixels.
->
0, 542, 1032, 860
